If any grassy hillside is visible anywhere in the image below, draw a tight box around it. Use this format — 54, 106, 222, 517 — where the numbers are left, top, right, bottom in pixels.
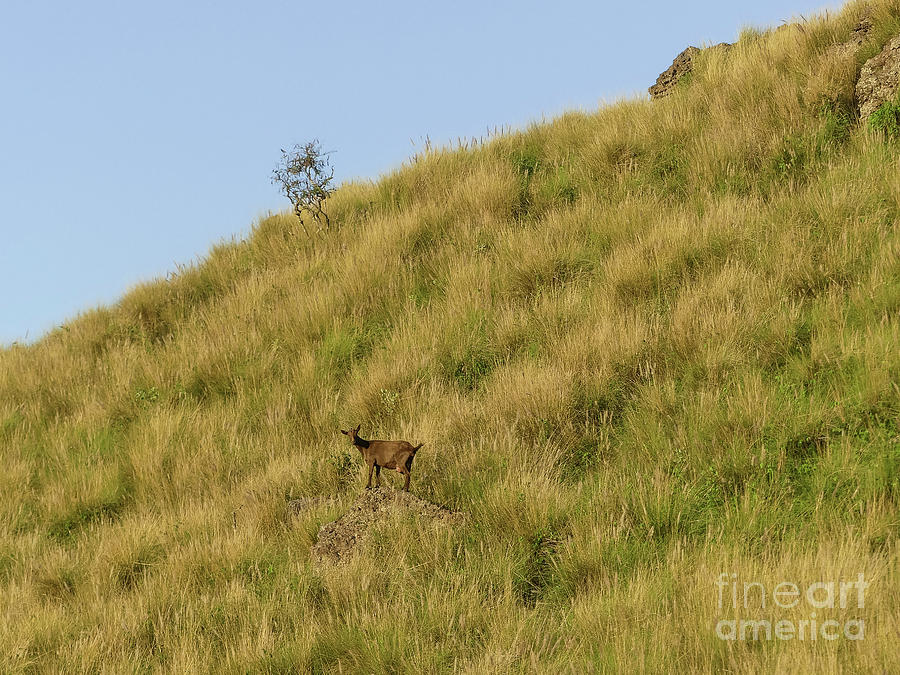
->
2, 1, 899, 671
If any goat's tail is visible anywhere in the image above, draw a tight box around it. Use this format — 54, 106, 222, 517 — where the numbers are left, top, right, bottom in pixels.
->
413, 443, 424, 452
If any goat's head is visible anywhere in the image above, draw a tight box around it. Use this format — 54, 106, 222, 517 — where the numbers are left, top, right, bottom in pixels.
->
340, 424, 362, 444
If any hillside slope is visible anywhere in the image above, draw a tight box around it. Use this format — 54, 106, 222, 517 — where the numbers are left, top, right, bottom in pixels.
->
1, 1, 899, 671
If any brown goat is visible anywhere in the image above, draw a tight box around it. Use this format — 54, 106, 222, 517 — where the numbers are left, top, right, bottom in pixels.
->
340, 425, 423, 492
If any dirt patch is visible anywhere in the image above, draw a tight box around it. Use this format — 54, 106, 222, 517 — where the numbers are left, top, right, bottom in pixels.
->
310, 488, 464, 564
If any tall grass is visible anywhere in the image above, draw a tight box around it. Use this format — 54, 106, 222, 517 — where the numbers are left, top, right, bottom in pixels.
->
1, 0, 899, 671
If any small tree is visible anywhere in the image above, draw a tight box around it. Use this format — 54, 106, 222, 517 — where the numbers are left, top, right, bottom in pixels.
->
271, 140, 335, 234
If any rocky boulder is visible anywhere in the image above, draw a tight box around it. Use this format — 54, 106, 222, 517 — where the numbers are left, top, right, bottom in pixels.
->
857, 35, 900, 121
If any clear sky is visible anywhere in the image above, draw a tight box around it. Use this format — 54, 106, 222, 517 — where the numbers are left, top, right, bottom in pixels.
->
1, 0, 836, 345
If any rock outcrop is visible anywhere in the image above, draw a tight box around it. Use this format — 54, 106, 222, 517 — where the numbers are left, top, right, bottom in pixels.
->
849, 15, 874, 45
857, 35, 900, 121
649, 43, 731, 100
310, 487, 463, 564
649, 46, 701, 100
649, 15, 875, 103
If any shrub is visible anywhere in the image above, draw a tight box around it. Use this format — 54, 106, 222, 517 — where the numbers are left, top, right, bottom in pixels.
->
272, 140, 336, 234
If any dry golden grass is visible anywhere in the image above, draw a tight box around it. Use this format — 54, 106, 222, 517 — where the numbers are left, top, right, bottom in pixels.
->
1, 0, 899, 671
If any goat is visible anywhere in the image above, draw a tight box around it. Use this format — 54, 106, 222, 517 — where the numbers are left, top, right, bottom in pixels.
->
340, 425, 423, 492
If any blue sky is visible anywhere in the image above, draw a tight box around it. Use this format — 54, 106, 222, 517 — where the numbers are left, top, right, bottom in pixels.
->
0, 0, 836, 345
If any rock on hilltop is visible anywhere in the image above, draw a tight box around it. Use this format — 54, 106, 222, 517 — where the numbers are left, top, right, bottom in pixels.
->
648, 43, 731, 99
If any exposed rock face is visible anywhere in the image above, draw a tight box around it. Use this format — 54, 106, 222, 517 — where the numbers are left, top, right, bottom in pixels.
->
857, 35, 900, 121
310, 487, 463, 564
649, 43, 732, 100
826, 14, 874, 59
849, 15, 874, 45
649, 46, 700, 100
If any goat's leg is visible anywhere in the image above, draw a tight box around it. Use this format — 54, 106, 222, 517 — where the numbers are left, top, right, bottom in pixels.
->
401, 467, 410, 492
366, 459, 375, 489
375, 464, 381, 487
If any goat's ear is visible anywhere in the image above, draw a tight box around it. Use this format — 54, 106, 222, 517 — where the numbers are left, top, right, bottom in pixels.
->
340, 429, 347, 435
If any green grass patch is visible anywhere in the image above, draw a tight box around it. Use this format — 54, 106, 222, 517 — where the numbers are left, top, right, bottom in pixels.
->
868, 96, 900, 137
47, 464, 135, 544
